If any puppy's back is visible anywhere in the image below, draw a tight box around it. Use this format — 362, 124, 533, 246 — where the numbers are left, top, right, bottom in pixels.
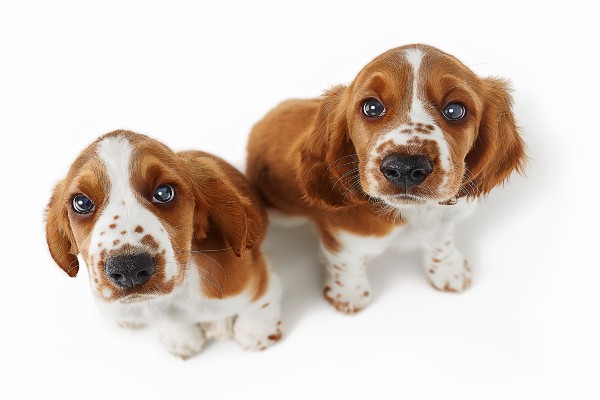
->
246, 98, 319, 213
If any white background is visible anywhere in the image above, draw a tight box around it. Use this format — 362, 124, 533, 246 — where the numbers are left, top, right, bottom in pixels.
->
1, 1, 598, 399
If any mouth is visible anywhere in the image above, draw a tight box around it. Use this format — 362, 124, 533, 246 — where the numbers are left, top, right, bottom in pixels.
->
119, 293, 156, 304
378, 193, 427, 207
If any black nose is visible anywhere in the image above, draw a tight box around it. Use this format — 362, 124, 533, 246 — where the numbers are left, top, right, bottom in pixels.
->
104, 253, 156, 288
380, 154, 433, 190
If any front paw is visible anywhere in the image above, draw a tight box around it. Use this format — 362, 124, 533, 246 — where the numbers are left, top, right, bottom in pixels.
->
233, 317, 282, 352
426, 253, 472, 293
158, 324, 206, 360
323, 273, 372, 314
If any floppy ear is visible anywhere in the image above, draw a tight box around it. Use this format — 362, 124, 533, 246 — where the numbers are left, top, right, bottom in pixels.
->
463, 78, 526, 197
295, 85, 359, 209
191, 157, 264, 257
45, 181, 79, 277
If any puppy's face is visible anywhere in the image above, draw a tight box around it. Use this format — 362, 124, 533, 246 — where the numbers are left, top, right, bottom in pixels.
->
46, 132, 198, 303
306, 45, 525, 209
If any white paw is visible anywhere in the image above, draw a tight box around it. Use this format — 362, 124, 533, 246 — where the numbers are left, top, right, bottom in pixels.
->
233, 317, 282, 352
200, 319, 233, 341
426, 253, 472, 293
158, 324, 206, 360
323, 271, 372, 314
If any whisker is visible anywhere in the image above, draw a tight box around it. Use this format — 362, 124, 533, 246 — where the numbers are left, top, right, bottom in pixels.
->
335, 160, 361, 168
331, 168, 360, 190
195, 253, 227, 282
327, 154, 359, 168
198, 275, 224, 299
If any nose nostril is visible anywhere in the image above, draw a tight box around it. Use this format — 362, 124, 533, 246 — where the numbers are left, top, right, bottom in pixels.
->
386, 169, 399, 178
136, 270, 150, 279
411, 169, 426, 181
109, 273, 123, 281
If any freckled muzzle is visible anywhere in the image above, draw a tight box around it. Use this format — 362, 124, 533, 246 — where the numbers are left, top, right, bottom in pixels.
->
104, 252, 156, 288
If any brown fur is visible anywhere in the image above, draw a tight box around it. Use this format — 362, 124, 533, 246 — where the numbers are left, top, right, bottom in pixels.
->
45, 130, 269, 301
247, 44, 526, 251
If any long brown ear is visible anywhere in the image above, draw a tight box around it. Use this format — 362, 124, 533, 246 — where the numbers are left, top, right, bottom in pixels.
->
190, 156, 264, 257
45, 181, 79, 277
463, 78, 526, 196
295, 85, 359, 209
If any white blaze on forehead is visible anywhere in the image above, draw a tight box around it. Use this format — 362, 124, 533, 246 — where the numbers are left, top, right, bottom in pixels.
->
404, 47, 434, 124
88, 136, 178, 283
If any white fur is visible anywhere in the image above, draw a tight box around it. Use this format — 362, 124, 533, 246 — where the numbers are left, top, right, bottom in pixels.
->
320, 198, 476, 313
88, 135, 282, 358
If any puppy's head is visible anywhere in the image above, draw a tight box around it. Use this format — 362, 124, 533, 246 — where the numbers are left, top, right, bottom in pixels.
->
45, 131, 260, 303
299, 44, 525, 210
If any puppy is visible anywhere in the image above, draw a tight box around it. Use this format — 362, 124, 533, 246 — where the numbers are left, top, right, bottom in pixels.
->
247, 44, 525, 314
45, 130, 282, 358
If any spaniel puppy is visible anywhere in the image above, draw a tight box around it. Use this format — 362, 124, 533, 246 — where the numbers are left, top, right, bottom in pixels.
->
46, 130, 282, 358
247, 44, 525, 314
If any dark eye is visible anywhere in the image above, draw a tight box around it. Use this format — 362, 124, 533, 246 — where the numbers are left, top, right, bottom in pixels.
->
153, 185, 175, 203
362, 98, 386, 118
442, 102, 466, 121
72, 195, 95, 214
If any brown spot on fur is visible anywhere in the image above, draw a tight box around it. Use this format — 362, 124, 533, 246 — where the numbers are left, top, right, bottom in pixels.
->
113, 239, 120, 246
261, 303, 270, 308
134, 226, 144, 234
363, 291, 369, 297
268, 331, 282, 342
335, 280, 344, 287
323, 286, 362, 314
113, 215, 119, 220
97, 242, 102, 247
401, 128, 412, 134
120, 230, 127, 235
428, 269, 435, 274
109, 224, 117, 229
140, 234, 159, 250
432, 258, 441, 263
100, 231, 105, 236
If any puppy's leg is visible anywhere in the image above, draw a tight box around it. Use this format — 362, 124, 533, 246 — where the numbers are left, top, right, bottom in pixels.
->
233, 269, 282, 352
158, 321, 206, 360
321, 246, 371, 314
424, 225, 471, 293
320, 231, 391, 314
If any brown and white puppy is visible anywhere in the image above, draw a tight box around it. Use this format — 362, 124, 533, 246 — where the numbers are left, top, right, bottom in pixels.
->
247, 44, 525, 314
46, 130, 282, 358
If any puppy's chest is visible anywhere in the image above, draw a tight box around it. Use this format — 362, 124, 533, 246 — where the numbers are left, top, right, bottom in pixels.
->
390, 213, 443, 251
386, 202, 474, 250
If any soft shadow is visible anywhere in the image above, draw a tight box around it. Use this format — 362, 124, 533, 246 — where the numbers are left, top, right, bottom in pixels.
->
262, 225, 323, 333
